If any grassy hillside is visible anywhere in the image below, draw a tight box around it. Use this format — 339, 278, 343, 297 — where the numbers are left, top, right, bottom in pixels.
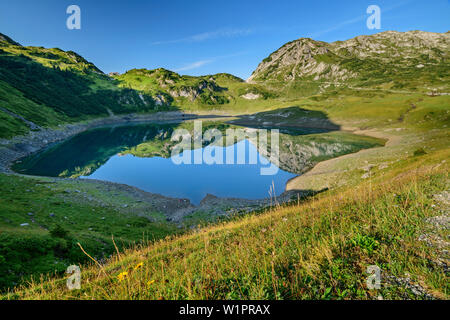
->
3, 91, 448, 300
0, 174, 182, 290
0, 30, 448, 299
114, 69, 279, 112
249, 31, 450, 99
0, 33, 171, 138
6, 142, 448, 300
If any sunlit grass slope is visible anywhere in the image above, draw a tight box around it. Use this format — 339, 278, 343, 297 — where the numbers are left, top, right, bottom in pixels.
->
0, 175, 178, 290
7, 149, 448, 300
2, 89, 448, 300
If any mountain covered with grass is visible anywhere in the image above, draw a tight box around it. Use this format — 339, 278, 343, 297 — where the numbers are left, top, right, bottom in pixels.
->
111, 68, 277, 112
0, 33, 256, 138
114, 69, 238, 106
1, 30, 448, 139
248, 31, 450, 96
0, 33, 176, 138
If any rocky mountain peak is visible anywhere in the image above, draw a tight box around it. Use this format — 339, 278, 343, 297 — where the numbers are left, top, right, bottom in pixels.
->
248, 30, 449, 85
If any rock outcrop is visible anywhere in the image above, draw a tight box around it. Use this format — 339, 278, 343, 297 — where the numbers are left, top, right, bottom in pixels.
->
248, 31, 450, 87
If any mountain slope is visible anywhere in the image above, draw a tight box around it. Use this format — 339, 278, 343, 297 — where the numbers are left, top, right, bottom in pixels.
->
0, 33, 171, 138
4, 30, 447, 139
113, 69, 280, 112
114, 68, 234, 106
0, 33, 273, 138
248, 31, 450, 94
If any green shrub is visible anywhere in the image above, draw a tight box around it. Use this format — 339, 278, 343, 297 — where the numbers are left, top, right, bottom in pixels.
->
413, 148, 427, 156
50, 224, 69, 239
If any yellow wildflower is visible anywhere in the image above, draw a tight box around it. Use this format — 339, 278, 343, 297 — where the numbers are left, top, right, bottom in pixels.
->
147, 280, 155, 286
117, 271, 128, 282
134, 262, 144, 270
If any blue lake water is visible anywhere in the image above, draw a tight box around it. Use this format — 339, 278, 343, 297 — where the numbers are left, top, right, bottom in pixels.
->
82, 139, 295, 204
13, 122, 298, 204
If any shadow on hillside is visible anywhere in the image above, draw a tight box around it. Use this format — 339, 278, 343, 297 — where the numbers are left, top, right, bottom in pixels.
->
228, 106, 340, 135
279, 187, 329, 203
0, 53, 180, 121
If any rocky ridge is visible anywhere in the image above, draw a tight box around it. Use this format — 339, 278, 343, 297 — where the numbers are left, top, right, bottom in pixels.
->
248, 31, 450, 88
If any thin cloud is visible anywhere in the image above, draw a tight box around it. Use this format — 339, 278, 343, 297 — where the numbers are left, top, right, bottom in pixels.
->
152, 28, 255, 45
174, 51, 247, 72
174, 59, 214, 72
310, 15, 365, 38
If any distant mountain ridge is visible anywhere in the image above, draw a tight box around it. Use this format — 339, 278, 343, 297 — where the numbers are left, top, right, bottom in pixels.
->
0, 33, 21, 46
0, 33, 247, 138
248, 30, 449, 93
0, 30, 448, 139
113, 68, 243, 106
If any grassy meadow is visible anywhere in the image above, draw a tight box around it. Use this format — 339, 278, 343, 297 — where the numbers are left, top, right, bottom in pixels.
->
5, 147, 448, 300
2, 90, 448, 300
0, 30, 448, 300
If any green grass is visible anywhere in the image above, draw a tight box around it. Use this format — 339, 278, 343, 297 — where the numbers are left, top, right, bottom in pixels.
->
3, 89, 449, 299
6, 153, 447, 300
0, 38, 171, 138
1, 31, 449, 300
0, 80, 68, 138
0, 174, 178, 291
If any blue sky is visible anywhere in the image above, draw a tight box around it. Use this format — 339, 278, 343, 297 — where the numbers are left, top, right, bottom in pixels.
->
0, 0, 448, 79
